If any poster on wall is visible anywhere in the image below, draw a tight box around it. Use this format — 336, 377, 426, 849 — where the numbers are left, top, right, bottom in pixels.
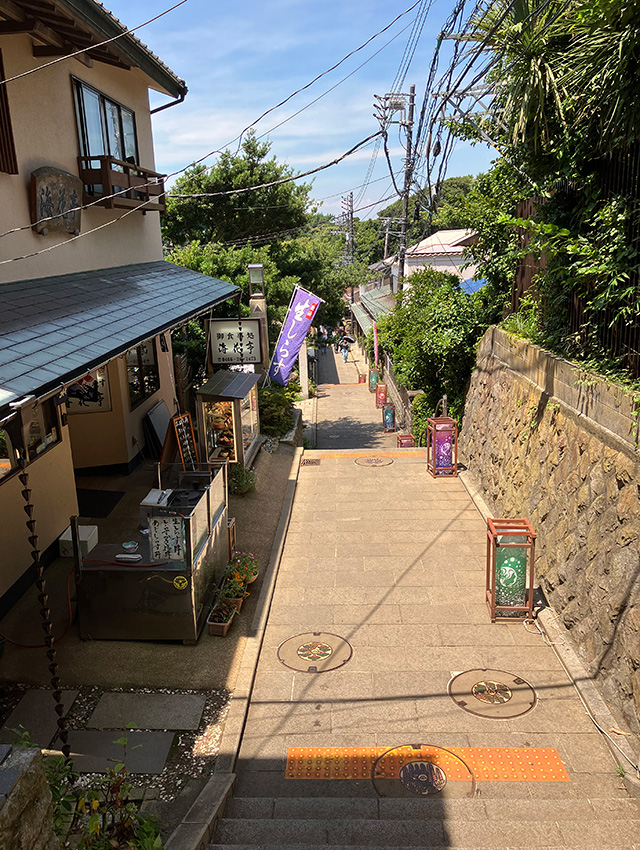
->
209, 319, 262, 365
149, 515, 186, 562
66, 367, 111, 413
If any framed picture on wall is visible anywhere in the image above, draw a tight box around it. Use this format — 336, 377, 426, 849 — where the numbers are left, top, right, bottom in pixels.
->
66, 367, 111, 413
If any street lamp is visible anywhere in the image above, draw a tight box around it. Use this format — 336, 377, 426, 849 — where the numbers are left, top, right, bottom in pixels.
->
247, 264, 264, 296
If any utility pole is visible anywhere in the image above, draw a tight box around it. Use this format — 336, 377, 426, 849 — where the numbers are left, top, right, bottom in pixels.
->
341, 192, 355, 304
397, 84, 415, 292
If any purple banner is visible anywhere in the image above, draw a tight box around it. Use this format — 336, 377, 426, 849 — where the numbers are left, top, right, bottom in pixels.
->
268, 287, 320, 385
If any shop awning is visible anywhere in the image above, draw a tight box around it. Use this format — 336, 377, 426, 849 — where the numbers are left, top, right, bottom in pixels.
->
0, 261, 239, 414
197, 370, 261, 400
352, 303, 374, 334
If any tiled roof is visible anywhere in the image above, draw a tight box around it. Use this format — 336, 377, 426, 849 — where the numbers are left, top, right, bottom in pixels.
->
0, 261, 238, 413
57, 0, 187, 97
360, 284, 395, 319
352, 303, 373, 334
407, 229, 477, 257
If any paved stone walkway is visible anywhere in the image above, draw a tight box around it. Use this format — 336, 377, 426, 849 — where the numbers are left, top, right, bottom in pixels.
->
205, 349, 640, 848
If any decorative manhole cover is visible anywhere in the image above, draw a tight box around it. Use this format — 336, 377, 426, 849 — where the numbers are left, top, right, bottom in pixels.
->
354, 456, 394, 467
399, 761, 448, 795
277, 632, 352, 673
372, 744, 476, 798
448, 669, 537, 719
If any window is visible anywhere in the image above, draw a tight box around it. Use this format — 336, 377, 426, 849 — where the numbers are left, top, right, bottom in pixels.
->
0, 428, 15, 480
126, 341, 160, 409
26, 399, 60, 459
0, 49, 18, 174
73, 78, 139, 164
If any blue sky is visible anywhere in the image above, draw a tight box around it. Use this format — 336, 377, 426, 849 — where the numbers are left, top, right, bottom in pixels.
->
106, 0, 495, 218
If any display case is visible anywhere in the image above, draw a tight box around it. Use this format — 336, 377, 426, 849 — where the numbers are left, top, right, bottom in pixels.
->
196, 369, 261, 467
73, 466, 228, 642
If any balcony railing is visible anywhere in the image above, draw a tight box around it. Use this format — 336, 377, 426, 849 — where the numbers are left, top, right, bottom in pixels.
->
78, 156, 166, 212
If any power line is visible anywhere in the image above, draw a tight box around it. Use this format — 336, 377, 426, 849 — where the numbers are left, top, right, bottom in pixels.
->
0, 132, 383, 267
0, 0, 189, 88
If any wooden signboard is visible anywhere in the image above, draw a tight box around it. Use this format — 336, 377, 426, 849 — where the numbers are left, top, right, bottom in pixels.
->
160, 413, 198, 470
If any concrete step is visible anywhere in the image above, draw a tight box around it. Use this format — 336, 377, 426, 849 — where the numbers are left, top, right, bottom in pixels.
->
223, 794, 640, 822
210, 816, 640, 847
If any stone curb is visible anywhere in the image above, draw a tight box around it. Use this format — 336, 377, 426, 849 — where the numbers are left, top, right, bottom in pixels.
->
459, 469, 640, 796
165, 447, 304, 850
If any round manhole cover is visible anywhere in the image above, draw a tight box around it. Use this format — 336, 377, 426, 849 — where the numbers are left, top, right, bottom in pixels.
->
354, 456, 394, 467
448, 669, 537, 719
372, 744, 476, 799
277, 632, 353, 673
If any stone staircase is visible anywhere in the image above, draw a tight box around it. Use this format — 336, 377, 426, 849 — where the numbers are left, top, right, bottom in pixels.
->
206, 770, 640, 849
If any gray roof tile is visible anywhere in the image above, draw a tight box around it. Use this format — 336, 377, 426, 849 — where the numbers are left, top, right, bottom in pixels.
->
0, 261, 238, 413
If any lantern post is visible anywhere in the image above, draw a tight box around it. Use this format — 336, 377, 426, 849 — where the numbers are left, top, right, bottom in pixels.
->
486, 518, 536, 623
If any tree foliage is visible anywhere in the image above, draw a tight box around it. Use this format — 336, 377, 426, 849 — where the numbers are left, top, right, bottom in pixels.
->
162, 132, 312, 247
372, 268, 488, 419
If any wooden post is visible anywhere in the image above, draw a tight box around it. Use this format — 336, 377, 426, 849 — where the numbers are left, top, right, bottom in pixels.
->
298, 339, 309, 399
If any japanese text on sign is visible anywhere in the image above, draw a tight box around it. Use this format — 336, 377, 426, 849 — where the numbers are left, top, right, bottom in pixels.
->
149, 516, 185, 562
210, 319, 261, 365
269, 287, 321, 386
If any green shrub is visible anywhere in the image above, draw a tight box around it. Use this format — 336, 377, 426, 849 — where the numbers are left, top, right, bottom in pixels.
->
228, 464, 256, 495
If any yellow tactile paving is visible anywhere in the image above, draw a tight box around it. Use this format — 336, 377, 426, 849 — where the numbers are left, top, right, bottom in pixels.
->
318, 451, 425, 459
286, 746, 570, 782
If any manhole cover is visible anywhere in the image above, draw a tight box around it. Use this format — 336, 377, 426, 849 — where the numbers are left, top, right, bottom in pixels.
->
372, 744, 476, 798
354, 456, 394, 467
277, 632, 352, 672
301, 458, 321, 466
448, 669, 537, 719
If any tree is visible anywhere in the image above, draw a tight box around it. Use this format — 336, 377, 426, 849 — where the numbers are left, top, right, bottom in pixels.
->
374, 268, 488, 418
162, 131, 313, 247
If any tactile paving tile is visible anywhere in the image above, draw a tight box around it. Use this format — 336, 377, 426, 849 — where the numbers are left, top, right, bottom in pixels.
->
286, 746, 570, 782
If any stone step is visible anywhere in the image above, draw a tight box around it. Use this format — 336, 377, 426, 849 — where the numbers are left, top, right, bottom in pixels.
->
211, 816, 640, 847
232, 769, 631, 800
223, 794, 640, 822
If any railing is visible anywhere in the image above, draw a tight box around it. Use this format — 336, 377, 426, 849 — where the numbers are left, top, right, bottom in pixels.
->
78, 155, 166, 212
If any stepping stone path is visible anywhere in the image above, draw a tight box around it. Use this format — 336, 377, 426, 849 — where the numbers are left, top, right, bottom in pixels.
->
89, 691, 206, 730
0, 689, 78, 749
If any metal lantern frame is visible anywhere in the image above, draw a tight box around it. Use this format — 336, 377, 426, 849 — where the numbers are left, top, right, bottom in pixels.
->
375, 382, 387, 409
425, 415, 458, 477
485, 518, 536, 623
382, 403, 396, 433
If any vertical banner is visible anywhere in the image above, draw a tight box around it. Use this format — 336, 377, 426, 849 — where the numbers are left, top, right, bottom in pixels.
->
268, 287, 321, 386
373, 322, 379, 367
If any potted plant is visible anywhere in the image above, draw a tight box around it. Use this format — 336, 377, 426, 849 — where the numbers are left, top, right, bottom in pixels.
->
207, 599, 236, 636
219, 567, 248, 612
229, 550, 259, 584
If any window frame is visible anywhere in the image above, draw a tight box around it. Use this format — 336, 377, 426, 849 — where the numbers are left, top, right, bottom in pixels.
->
0, 48, 18, 174
0, 398, 61, 486
72, 77, 140, 165
126, 339, 161, 411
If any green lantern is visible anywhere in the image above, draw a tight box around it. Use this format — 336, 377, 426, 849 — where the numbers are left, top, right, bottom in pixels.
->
495, 537, 527, 607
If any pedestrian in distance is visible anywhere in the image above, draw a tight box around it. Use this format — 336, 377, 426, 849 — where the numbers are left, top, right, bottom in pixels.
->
339, 338, 350, 363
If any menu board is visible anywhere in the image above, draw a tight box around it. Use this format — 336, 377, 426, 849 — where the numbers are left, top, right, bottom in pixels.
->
149, 515, 186, 562
173, 414, 198, 469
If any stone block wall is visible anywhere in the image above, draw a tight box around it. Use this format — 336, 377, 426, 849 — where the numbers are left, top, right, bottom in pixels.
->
461, 327, 640, 732
0, 746, 58, 850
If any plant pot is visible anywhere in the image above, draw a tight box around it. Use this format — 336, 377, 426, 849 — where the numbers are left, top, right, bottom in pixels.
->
207, 612, 235, 636
245, 570, 259, 585
226, 596, 245, 612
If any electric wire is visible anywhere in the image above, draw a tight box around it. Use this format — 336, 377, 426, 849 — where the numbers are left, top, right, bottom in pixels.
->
0, 0, 189, 88
0, 132, 383, 266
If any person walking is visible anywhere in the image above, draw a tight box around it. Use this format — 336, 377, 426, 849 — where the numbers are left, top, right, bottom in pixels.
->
339, 338, 350, 364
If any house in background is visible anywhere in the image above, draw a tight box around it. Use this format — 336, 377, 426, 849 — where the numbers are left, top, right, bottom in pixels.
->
393, 229, 479, 287
0, 0, 238, 616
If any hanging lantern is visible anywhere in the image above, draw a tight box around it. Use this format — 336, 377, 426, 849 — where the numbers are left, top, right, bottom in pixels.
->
375, 383, 387, 409
486, 518, 536, 622
425, 416, 458, 477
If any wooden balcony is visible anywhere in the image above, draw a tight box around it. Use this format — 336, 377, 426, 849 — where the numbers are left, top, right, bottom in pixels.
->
78, 156, 166, 212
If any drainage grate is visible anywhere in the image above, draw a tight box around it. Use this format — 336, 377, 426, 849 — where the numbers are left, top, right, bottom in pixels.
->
301, 458, 321, 466
277, 631, 352, 672
448, 669, 537, 719
354, 456, 394, 467
372, 744, 476, 799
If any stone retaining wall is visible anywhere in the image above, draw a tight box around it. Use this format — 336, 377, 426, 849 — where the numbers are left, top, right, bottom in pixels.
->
461, 327, 640, 731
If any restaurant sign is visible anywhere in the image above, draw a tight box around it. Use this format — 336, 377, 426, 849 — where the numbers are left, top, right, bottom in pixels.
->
210, 319, 261, 365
